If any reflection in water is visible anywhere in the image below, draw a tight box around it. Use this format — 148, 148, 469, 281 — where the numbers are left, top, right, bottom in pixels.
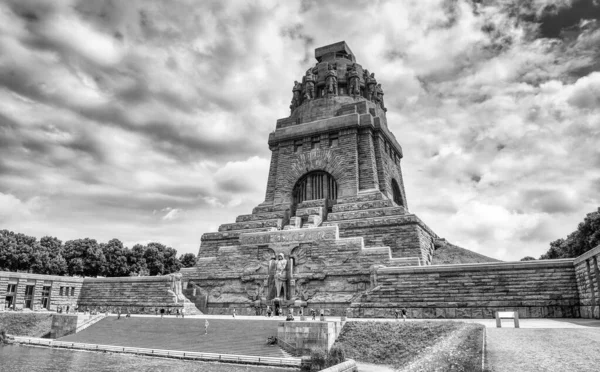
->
0, 346, 293, 372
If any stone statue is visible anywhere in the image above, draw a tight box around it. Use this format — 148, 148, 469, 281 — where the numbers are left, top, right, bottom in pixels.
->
304, 68, 315, 100
347, 63, 360, 98
375, 83, 386, 111
167, 273, 186, 303
290, 81, 303, 112
325, 63, 338, 96
274, 253, 288, 299
366, 73, 377, 102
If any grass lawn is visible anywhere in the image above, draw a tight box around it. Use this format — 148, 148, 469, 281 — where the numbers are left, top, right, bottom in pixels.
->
335, 321, 484, 371
0, 312, 54, 337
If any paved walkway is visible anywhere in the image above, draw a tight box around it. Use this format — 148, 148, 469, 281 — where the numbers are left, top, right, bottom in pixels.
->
485, 328, 600, 372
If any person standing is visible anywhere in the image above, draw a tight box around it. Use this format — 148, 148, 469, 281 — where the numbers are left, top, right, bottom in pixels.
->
232, 308, 236, 318
266, 306, 272, 318
394, 309, 399, 321
311, 308, 316, 320
181, 307, 185, 319
204, 319, 209, 335
401, 308, 407, 321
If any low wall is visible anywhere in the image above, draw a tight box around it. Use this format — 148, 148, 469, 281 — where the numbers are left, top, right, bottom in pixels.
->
574, 245, 600, 319
78, 275, 198, 314
352, 259, 580, 318
278, 321, 344, 355
319, 359, 357, 372
50, 314, 79, 338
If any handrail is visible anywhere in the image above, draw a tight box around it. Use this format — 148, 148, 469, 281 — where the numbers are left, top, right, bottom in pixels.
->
13, 337, 302, 367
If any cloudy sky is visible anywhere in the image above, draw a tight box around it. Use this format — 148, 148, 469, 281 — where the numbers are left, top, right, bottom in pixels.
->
0, 0, 599, 261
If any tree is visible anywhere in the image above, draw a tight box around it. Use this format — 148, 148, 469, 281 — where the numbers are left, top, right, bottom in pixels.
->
179, 253, 197, 268
101, 239, 130, 277
520, 256, 536, 261
540, 208, 600, 259
127, 244, 148, 276
31, 236, 67, 275
63, 238, 105, 277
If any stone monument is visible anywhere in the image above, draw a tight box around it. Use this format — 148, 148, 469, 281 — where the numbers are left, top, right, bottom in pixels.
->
181, 41, 439, 315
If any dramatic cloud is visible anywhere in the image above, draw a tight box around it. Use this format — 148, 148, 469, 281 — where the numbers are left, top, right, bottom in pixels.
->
0, 0, 598, 260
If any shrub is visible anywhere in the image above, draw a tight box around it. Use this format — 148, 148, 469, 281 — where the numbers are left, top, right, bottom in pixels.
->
309, 347, 328, 372
327, 345, 346, 366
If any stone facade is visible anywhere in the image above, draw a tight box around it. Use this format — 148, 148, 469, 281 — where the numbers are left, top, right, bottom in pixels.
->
182, 42, 436, 315
351, 260, 581, 318
0, 271, 197, 315
0, 271, 83, 312
574, 245, 600, 318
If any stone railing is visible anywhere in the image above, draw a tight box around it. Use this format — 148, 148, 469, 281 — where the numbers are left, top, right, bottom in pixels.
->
14, 337, 302, 367
318, 359, 357, 372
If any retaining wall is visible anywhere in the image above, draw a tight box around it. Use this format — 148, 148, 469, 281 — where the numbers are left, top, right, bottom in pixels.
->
352, 259, 580, 318
574, 245, 600, 319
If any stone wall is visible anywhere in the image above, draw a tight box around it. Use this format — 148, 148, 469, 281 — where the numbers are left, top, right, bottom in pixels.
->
50, 314, 79, 338
78, 275, 198, 314
277, 320, 344, 355
574, 245, 600, 318
0, 271, 83, 311
351, 260, 580, 318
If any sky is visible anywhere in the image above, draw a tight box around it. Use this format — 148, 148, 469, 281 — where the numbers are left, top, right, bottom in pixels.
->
0, 0, 599, 261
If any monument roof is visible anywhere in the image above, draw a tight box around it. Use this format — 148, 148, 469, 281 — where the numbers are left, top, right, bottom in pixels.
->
315, 41, 355, 62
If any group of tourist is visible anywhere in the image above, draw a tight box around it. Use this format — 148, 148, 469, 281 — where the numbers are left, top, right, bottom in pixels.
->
154, 307, 185, 318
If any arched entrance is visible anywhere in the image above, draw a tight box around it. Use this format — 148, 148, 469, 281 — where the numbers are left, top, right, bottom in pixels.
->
292, 171, 338, 206
391, 179, 403, 206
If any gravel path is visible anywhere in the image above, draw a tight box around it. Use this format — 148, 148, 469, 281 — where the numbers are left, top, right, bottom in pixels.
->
486, 328, 600, 372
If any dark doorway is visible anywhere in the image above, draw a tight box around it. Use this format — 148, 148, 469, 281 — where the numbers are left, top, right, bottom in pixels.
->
292, 171, 338, 216
41, 286, 51, 310
5, 284, 16, 310
391, 179, 403, 206
273, 298, 281, 316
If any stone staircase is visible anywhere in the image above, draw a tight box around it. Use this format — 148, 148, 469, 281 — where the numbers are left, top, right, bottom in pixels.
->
59, 317, 290, 358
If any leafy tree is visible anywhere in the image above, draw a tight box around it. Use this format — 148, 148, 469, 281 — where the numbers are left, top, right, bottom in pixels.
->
31, 236, 67, 275
127, 244, 148, 276
63, 238, 105, 277
179, 253, 197, 268
540, 208, 600, 259
520, 256, 536, 261
101, 238, 130, 277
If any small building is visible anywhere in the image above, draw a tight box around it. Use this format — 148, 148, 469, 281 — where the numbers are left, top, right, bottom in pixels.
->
0, 271, 83, 312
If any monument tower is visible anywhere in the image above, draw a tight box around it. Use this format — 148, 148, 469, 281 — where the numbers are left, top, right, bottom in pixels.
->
181, 42, 439, 315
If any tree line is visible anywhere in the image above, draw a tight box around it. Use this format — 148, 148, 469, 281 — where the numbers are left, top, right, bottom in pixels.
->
0, 230, 197, 277
521, 207, 600, 261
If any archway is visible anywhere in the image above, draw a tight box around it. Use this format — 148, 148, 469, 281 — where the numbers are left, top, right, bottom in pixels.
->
292, 171, 338, 206
391, 179, 403, 207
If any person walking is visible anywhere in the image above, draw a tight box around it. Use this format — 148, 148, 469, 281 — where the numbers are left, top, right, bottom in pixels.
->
117, 307, 121, 320
232, 308, 236, 318
181, 307, 185, 319
160, 308, 165, 318
401, 308, 407, 321
204, 319, 209, 335
311, 308, 316, 320
176, 309, 180, 318
394, 309, 399, 321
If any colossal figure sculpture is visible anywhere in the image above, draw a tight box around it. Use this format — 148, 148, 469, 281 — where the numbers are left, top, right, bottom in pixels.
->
347, 63, 360, 98
366, 72, 377, 102
290, 81, 302, 111
325, 63, 338, 95
304, 68, 315, 100
274, 253, 288, 299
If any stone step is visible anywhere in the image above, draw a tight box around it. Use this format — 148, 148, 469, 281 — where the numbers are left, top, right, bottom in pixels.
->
389, 257, 421, 266
295, 207, 324, 219
336, 192, 384, 204
252, 204, 289, 214
297, 199, 332, 209
219, 219, 283, 232
327, 206, 408, 221
236, 211, 289, 223
307, 215, 322, 227
202, 228, 276, 241
331, 199, 394, 213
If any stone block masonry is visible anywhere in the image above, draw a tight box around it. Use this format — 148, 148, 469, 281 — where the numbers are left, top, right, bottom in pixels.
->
351, 259, 581, 318
574, 245, 600, 318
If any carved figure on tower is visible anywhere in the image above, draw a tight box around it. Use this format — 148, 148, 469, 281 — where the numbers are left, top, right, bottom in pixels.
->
304, 68, 316, 100
290, 81, 303, 112
274, 253, 288, 299
375, 83, 386, 111
347, 63, 360, 98
366, 72, 377, 102
325, 63, 338, 95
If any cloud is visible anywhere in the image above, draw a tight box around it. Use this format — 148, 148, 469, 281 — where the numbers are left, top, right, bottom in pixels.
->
0, 0, 598, 261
